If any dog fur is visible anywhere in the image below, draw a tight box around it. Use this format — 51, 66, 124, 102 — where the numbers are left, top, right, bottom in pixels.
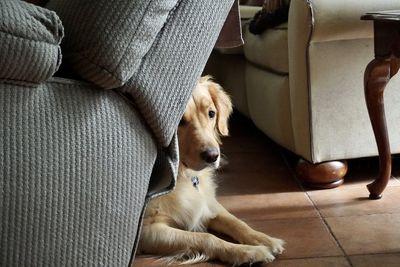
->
137, 76, 285, 265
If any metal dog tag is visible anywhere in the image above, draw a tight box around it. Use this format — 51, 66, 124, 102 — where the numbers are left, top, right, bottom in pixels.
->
191, 176, 199, 189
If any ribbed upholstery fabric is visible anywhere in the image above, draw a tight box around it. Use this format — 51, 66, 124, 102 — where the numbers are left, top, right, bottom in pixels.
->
1, 1, 237, 266
121, 0, 235, 148
46, 0, 179, 89
0, 0, 63, 84
0, 79, 157, 267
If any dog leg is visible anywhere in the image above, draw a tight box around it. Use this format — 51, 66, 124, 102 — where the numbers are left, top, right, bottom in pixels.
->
139, 222, 276, 265
208, 203, 285, 255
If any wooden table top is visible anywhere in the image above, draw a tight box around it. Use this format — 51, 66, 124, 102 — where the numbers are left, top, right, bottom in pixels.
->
361, 10, 400, 21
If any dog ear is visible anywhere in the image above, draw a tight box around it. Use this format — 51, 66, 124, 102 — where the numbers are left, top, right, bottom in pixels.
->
208, 80, 233, 136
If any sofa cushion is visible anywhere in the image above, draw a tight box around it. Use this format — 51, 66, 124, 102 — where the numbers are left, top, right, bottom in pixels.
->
0, 0, 63, 84
243, 23, 288, 73
246, 63, 294, 151
46, 0, 179, 89
118, 0, 234, 148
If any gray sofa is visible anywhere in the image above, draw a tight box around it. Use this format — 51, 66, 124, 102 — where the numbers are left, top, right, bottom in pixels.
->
0, 0, 234, 266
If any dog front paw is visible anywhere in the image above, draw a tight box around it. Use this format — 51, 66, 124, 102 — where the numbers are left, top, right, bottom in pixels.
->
269, 237, 285, 255
246, 232, 285, 255
228, 245, 275, 265
249, 245, 276, 263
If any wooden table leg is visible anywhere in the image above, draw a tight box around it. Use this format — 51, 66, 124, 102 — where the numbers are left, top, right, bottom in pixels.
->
364, 58, 400, 199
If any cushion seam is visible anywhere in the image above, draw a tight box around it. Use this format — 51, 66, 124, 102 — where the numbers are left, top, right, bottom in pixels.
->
111, 0, 158, 75
0, 29, 60, 45
70, 53, 125, 84
0, 78, 40, 86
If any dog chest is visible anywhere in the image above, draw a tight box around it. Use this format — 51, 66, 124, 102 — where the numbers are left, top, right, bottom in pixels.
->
179, 178, 216, 231
170, 171, 218, 232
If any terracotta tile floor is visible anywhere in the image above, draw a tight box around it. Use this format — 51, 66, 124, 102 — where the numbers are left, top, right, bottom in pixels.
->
133, 114, 400, 267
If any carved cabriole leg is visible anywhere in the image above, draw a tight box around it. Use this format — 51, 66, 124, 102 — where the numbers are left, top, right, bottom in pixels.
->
295, 159, 348, 189
364, 58, 400, 199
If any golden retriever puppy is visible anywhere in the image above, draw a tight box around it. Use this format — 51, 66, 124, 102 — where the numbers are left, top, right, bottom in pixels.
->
138, 76, 285, 265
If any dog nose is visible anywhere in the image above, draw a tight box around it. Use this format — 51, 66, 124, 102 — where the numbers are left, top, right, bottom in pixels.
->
201, 148, 219, 163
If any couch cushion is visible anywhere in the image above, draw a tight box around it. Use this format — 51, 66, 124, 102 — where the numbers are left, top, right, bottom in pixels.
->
0, 0, 63, 84
243, 23, 288, 73
118, 0, 235, 148
246, 63, 294, 151
46, 0, 179, 89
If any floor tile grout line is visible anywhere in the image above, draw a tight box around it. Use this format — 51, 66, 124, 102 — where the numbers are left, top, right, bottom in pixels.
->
316, 211, 400, 219
304, 195, 354, 267
346, 251, 400, 257
273, 255, 355, 261
278, 150, 354, 267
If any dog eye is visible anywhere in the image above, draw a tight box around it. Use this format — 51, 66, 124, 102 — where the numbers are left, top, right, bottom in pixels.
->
208, 110, 216, 119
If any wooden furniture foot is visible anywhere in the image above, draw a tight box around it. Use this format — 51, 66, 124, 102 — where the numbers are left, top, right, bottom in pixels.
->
295, 159, 348, 189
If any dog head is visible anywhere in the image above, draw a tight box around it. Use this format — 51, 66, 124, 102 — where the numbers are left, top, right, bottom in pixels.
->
178, 76, 233, 171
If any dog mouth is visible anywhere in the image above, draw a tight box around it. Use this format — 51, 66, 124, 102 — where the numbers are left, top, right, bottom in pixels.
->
203, 161, 219, 170
181, 160, 219, 171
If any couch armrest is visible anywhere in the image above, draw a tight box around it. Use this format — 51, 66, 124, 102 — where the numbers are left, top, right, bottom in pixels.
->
240, 5, 262, 20
0, 0, 63, 84
292, 0, 400, 43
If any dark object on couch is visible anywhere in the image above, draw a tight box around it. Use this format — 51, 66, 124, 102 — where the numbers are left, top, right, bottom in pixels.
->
249, 0, 289, 34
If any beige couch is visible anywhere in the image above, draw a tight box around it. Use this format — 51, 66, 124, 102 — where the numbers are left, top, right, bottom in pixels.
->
206, 0, 400, 188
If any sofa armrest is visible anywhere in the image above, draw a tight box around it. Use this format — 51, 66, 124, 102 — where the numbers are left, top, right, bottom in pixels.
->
0, 0, 63, 84
291, 0, 400, 43
240, 5, 262, 20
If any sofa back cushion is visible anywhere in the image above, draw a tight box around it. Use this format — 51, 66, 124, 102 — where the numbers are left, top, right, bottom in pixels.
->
0, 0, 63, 84
46, 0, 179, 89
